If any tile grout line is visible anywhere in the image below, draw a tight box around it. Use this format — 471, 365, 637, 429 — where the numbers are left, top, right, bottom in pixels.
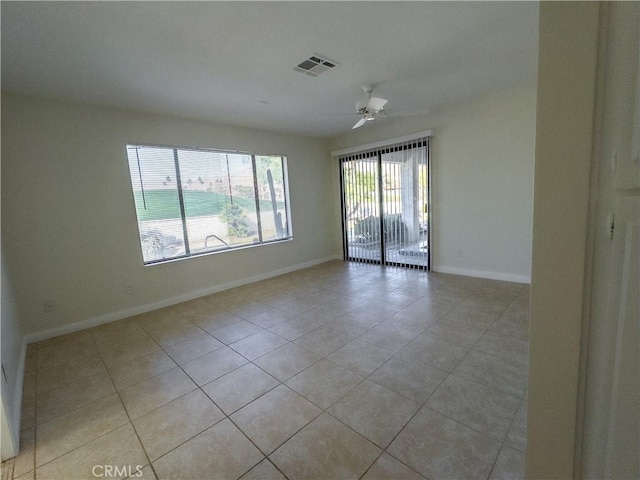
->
86, 330, 160, 480
25, 263, 529, 480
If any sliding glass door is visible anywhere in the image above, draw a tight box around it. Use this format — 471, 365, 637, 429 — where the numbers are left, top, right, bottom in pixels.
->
339, 137, 431, 270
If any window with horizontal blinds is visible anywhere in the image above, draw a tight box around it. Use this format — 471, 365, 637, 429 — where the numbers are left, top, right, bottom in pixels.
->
126, 144, 292, 264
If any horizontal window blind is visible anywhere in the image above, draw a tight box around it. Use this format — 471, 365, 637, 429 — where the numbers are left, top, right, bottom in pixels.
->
126, 145, 292, 264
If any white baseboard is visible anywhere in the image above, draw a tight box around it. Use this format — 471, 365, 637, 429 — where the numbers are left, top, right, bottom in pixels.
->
432, 265, 531, 284
24, 255, 342, 344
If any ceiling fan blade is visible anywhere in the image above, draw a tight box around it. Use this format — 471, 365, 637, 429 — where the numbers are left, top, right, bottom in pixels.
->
352, 118, 367, 129
367, 96, 388, 112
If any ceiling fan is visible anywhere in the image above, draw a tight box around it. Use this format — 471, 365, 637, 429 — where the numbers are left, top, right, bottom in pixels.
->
352, 85, 388, 129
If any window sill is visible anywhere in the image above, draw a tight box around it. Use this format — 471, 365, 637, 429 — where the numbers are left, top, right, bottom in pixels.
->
142, 236, 294, 267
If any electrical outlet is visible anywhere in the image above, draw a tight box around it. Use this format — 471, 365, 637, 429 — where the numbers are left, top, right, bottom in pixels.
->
125, 285, 135, 295
44, 301, 55, 313
456, 249, 463, 257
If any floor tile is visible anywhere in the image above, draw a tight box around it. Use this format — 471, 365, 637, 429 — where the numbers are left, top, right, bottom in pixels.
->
426, 374, 521, 441
144, 319, 205, 348
286, 359, 363, 409
441, 305, 500, 330
474, 330, 529, 366
399, 333, 468, 372
36, 356, 107, 394
36, 343, 101, 373
152, 419, 263, 480
36, 424, 147, 480
344, 304, 394, 325
90, 319, 149, 349
202, 363, 279, 415
230, 331, 289, 360
181, 346, 248, 386
36, 370, 116, 424
12, 427, 34, 478
211, 320, 265, 344
247, 308, 290, 328
133, 389, 224, 460
230, 300, 269, 319
193, 311, 244, 334
26, 262, 530, 480
36, 331, 98, 370
254, 343, 322, 382
97, 335, 161, 368
21, 389, 36, 431
489, 445, 525, 480
361, 453, 425, 480
388, 408, 501, 480
488, 310, 530, 340
36, 393, 128, 466
231, 385, 320, 454
358, 322, 417, 353
14, 471, 35, 480
119, 367, 196, 419
270, 413, 381, 480
506, 398, 527, 452
164, 333, 224, 365
136, 464, 156, 479
108, 350, 176, 390
453, 350, 528, 397
422, 321, 485, 348
240, 459, 286, 480
328, 380, 420, 448
378, 292, 419, 309
325, 315, 380, 336
294, 325, 355, 357
267, 316, 322, 341
368, 355, 447, 403
402, 298, 454, 319
327, 339, 394, 377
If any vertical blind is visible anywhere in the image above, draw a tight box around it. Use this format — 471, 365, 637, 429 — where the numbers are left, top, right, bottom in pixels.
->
339, 137, 431, 270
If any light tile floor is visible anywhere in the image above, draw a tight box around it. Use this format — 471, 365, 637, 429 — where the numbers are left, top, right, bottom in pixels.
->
7, 260, 529, 480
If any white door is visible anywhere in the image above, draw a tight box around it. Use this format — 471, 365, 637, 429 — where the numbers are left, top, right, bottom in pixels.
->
581, 3, 639, 478
602, 8, 640, 473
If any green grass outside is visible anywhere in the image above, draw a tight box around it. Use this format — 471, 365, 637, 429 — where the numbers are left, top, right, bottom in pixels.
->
133, 190, 284, 221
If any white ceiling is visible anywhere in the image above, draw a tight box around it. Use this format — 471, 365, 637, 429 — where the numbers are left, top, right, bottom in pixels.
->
1, 1, 539, 138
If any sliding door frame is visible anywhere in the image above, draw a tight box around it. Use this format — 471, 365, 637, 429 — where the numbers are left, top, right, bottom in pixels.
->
338, 136, 432, 271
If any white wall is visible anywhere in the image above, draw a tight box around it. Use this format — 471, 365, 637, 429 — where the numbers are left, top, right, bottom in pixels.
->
331, 85, 537, 283
1, 93, 342, 339
526, 2, 600, 478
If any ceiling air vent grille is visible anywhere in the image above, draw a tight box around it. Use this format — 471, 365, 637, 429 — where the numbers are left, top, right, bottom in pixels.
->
294, 55, 337, 77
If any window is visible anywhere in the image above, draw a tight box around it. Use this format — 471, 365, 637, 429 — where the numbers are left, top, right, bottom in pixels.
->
126, 144, 292, 264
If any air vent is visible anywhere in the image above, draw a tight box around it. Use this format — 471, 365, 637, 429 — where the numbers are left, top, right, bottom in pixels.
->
294, 55, 337, 77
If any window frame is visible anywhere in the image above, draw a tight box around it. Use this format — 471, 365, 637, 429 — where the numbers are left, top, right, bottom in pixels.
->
126, 143, 293, 265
